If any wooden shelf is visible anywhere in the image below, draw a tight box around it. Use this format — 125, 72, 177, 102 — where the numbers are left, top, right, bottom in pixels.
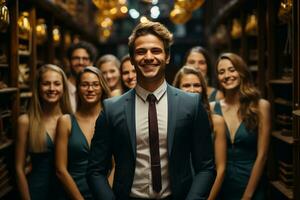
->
269, 79, 293, 84
274, 98, 293, 107
0, 139, 13, 151
0, 110, 12, 118
249, 65, 258, 72
272, 131, 294, 144
19, 85, 30, 90
27, 0, 100, 44
20, 91, 32, 98
270, 180, 293, 199
18, 50, 31, 56
276, 119, 292, 126
208, 0, 245, 32
0, 87, 18, 94
0, 185, 13, 199
293, 110, 300, 117
0, 64, 9, 68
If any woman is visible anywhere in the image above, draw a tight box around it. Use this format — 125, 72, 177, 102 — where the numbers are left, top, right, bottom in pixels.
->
55, 66, 111, 200
184, 46, 224, 101
173, 65, 227, 200
120, 54, 136, 91
96, 54, 123, 96
213, 53, 270, 200
15, 64, 72, 200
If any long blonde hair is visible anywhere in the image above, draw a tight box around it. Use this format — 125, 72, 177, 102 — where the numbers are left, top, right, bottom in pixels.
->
28, 64, 72, 152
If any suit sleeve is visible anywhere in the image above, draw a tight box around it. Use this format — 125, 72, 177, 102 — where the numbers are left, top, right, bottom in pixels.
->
86, 104, 115, 200
186, 94, 216, 200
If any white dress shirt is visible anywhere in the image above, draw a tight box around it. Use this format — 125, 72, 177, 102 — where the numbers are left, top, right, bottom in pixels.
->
130, 80, 171, 199
67, 80, 77, 113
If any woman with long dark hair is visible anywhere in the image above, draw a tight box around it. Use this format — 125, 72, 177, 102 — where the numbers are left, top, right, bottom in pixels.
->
213, 53, 270, 200
184, 46, 223, 101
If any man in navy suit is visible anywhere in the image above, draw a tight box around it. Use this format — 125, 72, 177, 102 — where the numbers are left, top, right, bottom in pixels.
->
87, 21, 215, 200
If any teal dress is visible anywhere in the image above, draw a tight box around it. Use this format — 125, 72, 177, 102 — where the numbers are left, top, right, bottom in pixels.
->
214, 101, 265, 200
28, 134, 59, 200
208, 88, 218, 102
65, 114, 93, 199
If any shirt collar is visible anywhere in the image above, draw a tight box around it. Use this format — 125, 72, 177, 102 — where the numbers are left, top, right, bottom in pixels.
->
135, 80, 167, 102
67, 80, 76, 94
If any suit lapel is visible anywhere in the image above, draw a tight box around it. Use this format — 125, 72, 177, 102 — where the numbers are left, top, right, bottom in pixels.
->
124, 90, 136, 158
167, 86, 178, 157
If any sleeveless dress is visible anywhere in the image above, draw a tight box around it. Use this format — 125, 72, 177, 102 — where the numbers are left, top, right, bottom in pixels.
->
214, 101, 265, 200
65, 114, 93, 200
208, 88, 218, 102
27, 133, 59, 200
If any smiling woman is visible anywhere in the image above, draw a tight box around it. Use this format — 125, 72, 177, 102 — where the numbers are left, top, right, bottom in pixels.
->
120, 54, 137, 91
212, 53, 271, 200
15, 64, 72, 200
55, 66, 111, 200
96, 54, 123, 96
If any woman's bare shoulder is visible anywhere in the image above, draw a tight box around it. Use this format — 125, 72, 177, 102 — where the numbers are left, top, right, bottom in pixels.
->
18, 114, 29, 126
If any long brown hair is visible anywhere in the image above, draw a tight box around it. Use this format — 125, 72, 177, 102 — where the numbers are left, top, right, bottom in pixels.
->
28, 64, 72, 152
183, 46, 213, 84
216, 53, 261, 130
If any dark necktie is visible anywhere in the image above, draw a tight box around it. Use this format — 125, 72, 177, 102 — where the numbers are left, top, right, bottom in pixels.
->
147, 94, 162, 193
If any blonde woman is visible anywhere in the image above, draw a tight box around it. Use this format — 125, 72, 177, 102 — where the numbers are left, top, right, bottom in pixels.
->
55, 66, 111, 200
15, 64, 72, 200
96, 54, 123, 96
173, 65, 226, 200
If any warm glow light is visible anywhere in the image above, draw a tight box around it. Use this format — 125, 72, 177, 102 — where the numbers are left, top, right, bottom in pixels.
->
140, 16, 149, 23
110, 7, 117, 15
101, 17, 113, 28
118, 0, 126, 4
52, 26, 61, 45
120, 6, 128, 14
103, 29, 111, 37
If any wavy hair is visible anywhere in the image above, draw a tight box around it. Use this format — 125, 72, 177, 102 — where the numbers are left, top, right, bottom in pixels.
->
28, 64, 72, 152
216, 53, 261, 130
128, 21, 173, 60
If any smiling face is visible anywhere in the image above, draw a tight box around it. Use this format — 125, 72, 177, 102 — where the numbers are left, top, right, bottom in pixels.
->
186, 51, 207, 76
121, 60, 137, 89
78, 72, 102, 105
217, 58, 241, 91
99, 61, 121, 90
39, 70, 63, 104
131, 34, 170, 86
70, 48, 92, 75
179, 74, 202, 93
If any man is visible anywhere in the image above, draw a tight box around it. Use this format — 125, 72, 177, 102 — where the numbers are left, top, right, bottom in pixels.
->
67, 41, 97, 112
87, 21, 215, 200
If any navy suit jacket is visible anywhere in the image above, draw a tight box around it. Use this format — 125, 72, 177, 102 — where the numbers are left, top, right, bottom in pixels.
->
87, 85, 215, 200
